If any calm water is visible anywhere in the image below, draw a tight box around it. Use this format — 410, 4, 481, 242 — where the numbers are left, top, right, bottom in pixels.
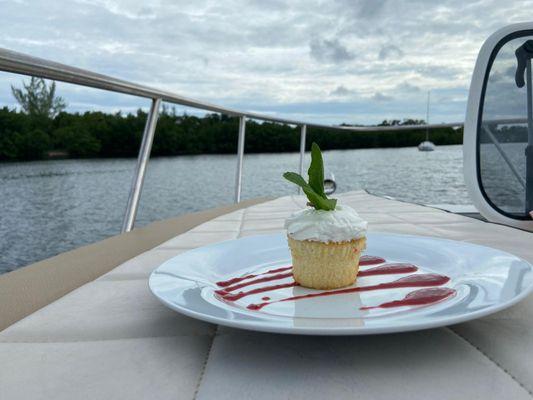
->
0, 145, 469, 273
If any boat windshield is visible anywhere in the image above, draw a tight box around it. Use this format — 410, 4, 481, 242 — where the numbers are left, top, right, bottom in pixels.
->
479, 34, 533, 218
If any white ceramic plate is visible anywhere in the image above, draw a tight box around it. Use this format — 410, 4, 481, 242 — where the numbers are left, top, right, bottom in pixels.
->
149, 233, 533, 335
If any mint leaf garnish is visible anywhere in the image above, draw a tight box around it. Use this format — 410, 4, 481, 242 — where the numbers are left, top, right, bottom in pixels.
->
283, 172, 308, 188
308, 142, 325, 198
283, 142, 337, 211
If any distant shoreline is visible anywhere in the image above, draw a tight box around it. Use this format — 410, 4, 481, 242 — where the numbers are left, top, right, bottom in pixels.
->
0, 143, 467, 165
0, 107, 463, 162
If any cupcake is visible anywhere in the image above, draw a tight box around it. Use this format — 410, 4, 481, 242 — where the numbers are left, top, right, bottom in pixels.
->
285, 206, 367, 289
283, 143, 367, 290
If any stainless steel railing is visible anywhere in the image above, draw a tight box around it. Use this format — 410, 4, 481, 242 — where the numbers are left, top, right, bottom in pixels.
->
0, 47, 464, 232
122, 98, 162, 232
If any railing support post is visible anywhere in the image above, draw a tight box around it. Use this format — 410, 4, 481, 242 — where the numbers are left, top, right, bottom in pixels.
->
298, 124, 307, 193
121, 98, 161, 232
234, 116, 246, 203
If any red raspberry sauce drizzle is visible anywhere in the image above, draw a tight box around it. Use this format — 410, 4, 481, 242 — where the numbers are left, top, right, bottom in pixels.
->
359, 255, 386, 266
216, 266, 292, 287
222, 281, 299, 302
214, 255, 455, 312
215, 263, 418, 296
358, 263, 417, 277
246, 274, 450, 310
215, 272, 294, 294
360, 287, 456, 310
217, 263, 417, 295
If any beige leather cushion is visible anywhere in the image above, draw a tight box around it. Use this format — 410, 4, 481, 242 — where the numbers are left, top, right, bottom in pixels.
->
1, 191, 532, 400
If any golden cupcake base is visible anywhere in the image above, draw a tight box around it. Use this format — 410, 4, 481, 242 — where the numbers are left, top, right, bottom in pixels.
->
287, 236, 367, 290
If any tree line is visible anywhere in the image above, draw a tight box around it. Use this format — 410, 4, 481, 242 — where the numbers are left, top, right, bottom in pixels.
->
0, 78, 463, 161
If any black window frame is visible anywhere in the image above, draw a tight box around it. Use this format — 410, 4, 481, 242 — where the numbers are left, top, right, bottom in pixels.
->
476, 29, 533, 221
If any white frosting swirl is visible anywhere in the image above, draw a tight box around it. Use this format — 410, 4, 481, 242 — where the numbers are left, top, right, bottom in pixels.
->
285, 205, 367, 243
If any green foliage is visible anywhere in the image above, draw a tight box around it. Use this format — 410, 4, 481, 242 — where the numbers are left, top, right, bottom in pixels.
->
53, 126, 101, 157
0, 106, 464, 162
11, 77, 67, 119
283, 143, 337, 211
12, 129, 50, 160
0, 132, 18, 160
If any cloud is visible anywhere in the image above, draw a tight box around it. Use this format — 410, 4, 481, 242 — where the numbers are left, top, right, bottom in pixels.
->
330, 85, 356, 97
0, 0, 530, 125
335, 0, 388, 19
372, 92, 394, 102
309, 38, 355, 63
396, 82, 421, 93
378, 44, 404, 60
356, 0, 388, 18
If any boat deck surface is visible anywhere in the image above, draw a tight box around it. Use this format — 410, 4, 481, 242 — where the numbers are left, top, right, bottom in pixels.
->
1, 190, 533, 400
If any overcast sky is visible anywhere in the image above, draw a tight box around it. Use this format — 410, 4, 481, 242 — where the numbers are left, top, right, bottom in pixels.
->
0, 0, 532, 124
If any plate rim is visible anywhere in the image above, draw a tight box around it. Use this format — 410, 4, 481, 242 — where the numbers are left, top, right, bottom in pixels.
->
149, 232, 533, 335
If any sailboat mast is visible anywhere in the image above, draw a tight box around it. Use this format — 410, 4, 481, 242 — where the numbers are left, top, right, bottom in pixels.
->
426, 90, 430, 141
